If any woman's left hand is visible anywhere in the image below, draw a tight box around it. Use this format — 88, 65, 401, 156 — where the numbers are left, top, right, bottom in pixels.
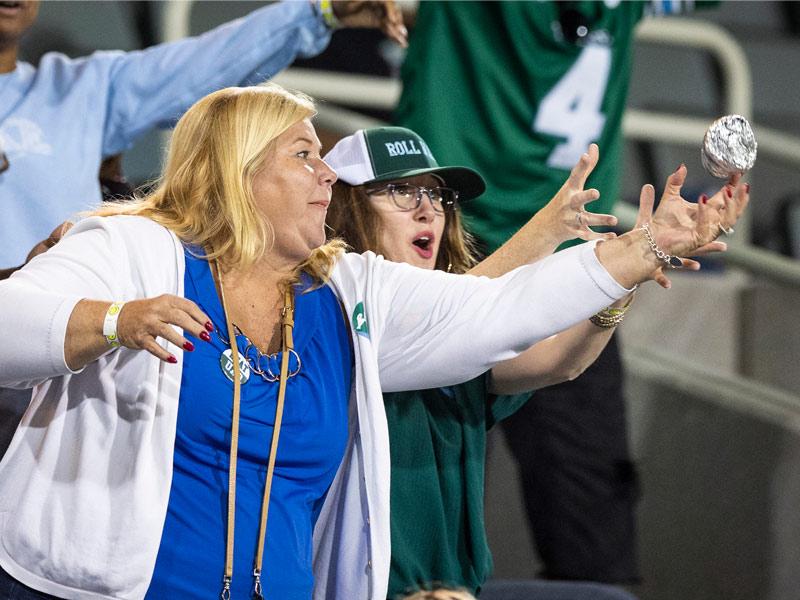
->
536, 143, 619, 247
636, 164, 749, 285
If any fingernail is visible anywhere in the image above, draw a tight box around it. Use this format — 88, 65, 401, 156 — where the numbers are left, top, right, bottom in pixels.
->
167, 355, 177, 364
745, 183, 750, 193
205, 321, 214, 332
183, 341, 194, 352
725, 187, 732, 198
675, 163, 685, 173
199, 331, 211, 342
699, 194, 708, 204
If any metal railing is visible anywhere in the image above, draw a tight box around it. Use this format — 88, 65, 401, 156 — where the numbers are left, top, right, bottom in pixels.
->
623, 344, 800, 435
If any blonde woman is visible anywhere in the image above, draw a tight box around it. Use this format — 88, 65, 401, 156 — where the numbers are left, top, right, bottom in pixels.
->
0, 84, 746, 600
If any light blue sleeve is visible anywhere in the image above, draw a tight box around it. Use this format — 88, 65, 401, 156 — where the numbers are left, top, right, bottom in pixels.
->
100, 0, 331, 156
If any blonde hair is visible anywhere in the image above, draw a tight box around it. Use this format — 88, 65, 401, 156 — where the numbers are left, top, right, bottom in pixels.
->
327, 182, 478, 274
95, 82, 344, 284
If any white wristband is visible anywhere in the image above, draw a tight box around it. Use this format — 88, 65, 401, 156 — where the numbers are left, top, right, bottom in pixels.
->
103, 302, 126, 349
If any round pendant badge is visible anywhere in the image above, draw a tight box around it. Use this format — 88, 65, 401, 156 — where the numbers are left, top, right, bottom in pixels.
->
219, 348, 251, 384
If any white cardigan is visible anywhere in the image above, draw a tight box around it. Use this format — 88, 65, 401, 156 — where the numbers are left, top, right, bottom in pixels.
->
0, 216, 630, 599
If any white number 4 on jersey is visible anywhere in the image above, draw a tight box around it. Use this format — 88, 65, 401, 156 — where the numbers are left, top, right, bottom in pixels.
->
532, 44, 611, 170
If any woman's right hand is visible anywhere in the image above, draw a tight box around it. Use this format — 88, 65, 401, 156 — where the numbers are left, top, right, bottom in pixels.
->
536, 143, 619, 247
117, 295, 213, 363
468, 144, 619, 279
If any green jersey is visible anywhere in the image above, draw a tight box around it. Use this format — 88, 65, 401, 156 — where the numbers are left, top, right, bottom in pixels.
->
385, 376, 528, 596
396, 1, 647, 252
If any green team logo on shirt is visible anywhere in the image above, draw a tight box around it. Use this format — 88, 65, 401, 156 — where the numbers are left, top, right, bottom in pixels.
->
352, 302, 370, 338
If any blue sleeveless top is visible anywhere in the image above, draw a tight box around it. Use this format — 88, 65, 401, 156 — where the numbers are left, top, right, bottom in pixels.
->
146, 249, 351, 599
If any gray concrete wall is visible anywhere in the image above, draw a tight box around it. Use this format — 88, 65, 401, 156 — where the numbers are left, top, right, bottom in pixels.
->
486, 364, 800, 600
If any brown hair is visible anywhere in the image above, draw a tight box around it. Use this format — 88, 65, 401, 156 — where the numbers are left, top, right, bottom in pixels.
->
93, 83, 344, 285
327, 182, 478, 274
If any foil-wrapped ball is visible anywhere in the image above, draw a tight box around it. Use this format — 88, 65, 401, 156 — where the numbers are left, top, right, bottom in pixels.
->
701, 114, 757, 178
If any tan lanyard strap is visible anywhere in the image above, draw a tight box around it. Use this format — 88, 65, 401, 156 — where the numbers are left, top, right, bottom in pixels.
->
216, 261, 240, 600
252, 287, 294, 599
216, 259, 294, 600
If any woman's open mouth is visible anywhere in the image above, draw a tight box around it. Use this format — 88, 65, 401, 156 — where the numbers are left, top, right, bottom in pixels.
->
0, 1, 23, 11
411, 233, 434, 260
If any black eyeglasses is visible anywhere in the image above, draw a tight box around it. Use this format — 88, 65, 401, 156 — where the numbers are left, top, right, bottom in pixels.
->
366, 183, 458, 214
0, 151, 8, 175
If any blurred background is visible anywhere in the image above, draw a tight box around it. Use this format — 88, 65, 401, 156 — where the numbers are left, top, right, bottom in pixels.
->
19, 2, 800, 598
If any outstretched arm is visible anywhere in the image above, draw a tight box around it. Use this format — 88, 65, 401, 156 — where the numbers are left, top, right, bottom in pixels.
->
488, 166, 749, 394
467, 144, 623, 395
373, 240, 632, 393
469, 144, 616, 278
375, 163, 749, 393
101, 1, 406, 156
488, 293, 632, 394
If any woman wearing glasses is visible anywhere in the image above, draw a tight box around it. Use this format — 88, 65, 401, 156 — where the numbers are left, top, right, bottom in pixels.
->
0, 91, 745, 600
323, 126, 745, 597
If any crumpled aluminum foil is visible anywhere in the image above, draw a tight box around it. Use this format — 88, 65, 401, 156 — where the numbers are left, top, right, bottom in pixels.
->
701, 114, 758, 178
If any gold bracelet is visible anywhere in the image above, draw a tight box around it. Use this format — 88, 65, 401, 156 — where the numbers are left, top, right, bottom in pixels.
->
589, 294, 635, 329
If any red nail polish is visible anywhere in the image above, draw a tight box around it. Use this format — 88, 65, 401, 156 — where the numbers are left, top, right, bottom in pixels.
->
699, 194, 708, 204
183, 341, 195, 352
167, 355, 178, 364
199, 331, 211, 342
745, 183, 750, 193
725, 187, 732, 198
205, 321, 214, 332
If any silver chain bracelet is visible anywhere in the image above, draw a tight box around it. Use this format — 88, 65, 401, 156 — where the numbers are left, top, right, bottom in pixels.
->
640, 223, 683, 269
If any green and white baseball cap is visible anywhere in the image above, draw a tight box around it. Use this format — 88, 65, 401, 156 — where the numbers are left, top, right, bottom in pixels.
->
323, 127, 485, 201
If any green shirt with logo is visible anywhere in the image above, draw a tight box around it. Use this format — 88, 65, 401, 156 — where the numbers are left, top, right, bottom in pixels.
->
385, 376, 528, 596
396, 0, 648, 253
